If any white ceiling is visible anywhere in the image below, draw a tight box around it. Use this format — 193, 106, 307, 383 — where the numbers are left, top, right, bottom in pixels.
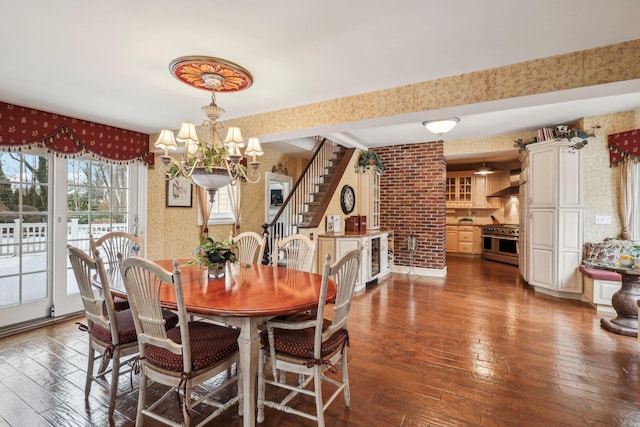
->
2, 1, 640, 161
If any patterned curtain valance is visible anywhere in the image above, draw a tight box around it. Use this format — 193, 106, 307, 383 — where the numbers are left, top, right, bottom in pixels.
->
0, 102, 154, 166
609, 128, 640, 167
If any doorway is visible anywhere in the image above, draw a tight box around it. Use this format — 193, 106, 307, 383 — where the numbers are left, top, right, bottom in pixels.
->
264, 172, 292, 224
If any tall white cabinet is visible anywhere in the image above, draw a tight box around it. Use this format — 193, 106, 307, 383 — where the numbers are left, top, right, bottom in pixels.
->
357, 169, 381, 230
522, 139, 583, 297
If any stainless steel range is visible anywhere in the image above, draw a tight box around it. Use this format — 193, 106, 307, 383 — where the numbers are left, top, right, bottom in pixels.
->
481, 224, 519, 266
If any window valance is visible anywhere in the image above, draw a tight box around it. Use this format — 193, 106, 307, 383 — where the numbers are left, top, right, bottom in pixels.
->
0, 102, 153, 166
609, 129, 640, 167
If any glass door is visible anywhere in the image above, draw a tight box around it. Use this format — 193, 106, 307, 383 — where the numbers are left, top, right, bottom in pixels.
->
0, 152, 53, 326
370, 236, 380, 277
0, 152, 144, 329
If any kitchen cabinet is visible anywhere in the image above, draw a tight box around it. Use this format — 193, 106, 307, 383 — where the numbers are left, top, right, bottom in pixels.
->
448, 171, 505, 209
318, 230, 393, 292
445, 172, 473, 208
486, 171, 505, 208
357, 168, 380, 230
446, 225, 482, 255
473, 172, 504, 209
522, 140, 583, 296
445, 226, 459, 252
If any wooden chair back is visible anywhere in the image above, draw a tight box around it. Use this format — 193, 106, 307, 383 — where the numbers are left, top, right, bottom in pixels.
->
275, 233, 317, 273
90, 231, 144, 269
314, 248, 361, 358
120, 257, 193, 372
67, 244, 119, 343
230, 231, 266, 265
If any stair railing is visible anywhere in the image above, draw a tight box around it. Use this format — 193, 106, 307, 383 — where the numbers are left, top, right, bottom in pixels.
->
261, 137, 340, 265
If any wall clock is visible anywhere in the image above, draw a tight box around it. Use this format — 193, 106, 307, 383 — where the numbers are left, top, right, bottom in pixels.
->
340, 185, 356, 215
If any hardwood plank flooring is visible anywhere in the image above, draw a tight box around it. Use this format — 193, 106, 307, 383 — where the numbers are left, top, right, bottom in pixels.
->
1, 257, 639, 426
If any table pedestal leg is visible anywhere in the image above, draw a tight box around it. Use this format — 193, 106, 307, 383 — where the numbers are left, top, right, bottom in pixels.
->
601, 273, 639, 337
237, 317, 269, 427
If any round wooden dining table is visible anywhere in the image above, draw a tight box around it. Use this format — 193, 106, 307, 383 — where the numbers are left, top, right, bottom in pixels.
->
107, 260, 336, 427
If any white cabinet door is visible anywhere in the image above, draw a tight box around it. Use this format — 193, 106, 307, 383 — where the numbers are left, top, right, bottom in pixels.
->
558, 146, 583, 207
336, 236, 370, 289
519, 183, 529, 281
528, 209, 555, 290
557, 209, 583, 293
380, 233, 389, 272
529, 146, 557, 207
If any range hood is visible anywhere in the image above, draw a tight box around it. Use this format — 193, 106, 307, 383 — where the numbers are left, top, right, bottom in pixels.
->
487, 185, 520, 198
487, 169, 521, 198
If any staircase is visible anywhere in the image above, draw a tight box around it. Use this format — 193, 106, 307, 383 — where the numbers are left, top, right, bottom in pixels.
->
261, 138, 354, 265
299, 147, 347, 227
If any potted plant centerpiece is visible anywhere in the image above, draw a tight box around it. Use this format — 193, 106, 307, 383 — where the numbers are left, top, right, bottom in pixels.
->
355, 150, 386, 174
192, 235, 239, 278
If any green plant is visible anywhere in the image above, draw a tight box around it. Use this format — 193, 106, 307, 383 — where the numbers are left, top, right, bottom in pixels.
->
165, 139, 247, 179
191, 235, 239, 268
355, 150, 386, 174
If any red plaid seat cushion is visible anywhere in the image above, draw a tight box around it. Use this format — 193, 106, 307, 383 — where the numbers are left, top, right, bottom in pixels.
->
91, 308, 178, 345
260, 319, 349, 360
144, 322, 240, 372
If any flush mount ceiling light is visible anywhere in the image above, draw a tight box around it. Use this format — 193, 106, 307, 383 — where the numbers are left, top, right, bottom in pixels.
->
422, 117, 460, 140
474, 159, 494, 175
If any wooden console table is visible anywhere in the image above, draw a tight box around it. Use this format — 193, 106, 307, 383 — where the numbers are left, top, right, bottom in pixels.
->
597, 264, 640, 337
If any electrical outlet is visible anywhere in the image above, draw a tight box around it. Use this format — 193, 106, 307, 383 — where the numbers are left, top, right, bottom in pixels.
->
595, 215, 611, 225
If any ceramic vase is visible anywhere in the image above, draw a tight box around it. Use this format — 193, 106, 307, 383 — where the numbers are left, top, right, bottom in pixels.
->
208, 263, 226, 278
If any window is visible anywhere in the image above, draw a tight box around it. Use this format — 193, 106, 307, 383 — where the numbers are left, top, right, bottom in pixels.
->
67, 159, 131, 243
198, 184, 238, 225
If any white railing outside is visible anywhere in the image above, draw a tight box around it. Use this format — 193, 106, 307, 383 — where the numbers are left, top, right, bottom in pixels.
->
0, 219, 128, 256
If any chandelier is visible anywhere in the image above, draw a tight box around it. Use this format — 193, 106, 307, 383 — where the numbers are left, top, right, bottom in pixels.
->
154, 56, 264, 202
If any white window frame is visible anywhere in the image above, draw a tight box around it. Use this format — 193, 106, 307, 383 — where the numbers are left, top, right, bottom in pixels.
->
197, 183, 238, 225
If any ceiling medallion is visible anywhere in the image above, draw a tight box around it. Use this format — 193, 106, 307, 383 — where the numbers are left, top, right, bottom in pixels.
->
169, 56, 253, 92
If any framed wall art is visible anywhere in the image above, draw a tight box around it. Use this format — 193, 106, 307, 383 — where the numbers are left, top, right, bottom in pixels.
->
166, 177, 193, 208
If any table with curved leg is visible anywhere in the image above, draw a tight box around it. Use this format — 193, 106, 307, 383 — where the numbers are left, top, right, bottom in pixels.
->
597, 265, 640, 337
105, 260, 335, 427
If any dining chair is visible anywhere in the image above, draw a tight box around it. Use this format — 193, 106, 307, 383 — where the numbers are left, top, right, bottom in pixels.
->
274, 233, 317, 273
120, 256, 241, 427
230, 230, 266, 265
67, 245, 178, 419
90, 231, 144, 311
257, 248, 362, 427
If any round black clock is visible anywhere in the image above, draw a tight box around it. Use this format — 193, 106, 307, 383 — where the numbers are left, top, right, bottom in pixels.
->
340, 185, 356, 214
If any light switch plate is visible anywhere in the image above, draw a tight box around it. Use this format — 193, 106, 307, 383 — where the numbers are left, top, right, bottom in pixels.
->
595, 215, 611, 225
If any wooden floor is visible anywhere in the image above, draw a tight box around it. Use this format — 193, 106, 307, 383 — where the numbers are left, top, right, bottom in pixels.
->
1, 257, 640, 426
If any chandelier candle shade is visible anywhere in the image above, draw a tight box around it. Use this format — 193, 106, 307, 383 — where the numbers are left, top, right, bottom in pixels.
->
154, 56, 263, 202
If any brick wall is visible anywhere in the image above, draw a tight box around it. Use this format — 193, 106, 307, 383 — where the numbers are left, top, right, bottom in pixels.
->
374, 142, 446, 270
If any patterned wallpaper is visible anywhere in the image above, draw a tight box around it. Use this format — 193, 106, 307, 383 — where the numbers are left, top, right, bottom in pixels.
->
225, 40, 640, 139
582, 112, 640, 243
147, 39, 640, 261
146, 140, 302, 261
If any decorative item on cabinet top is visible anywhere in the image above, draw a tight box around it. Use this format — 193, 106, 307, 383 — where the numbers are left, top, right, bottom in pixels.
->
514, 125, 599, 153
